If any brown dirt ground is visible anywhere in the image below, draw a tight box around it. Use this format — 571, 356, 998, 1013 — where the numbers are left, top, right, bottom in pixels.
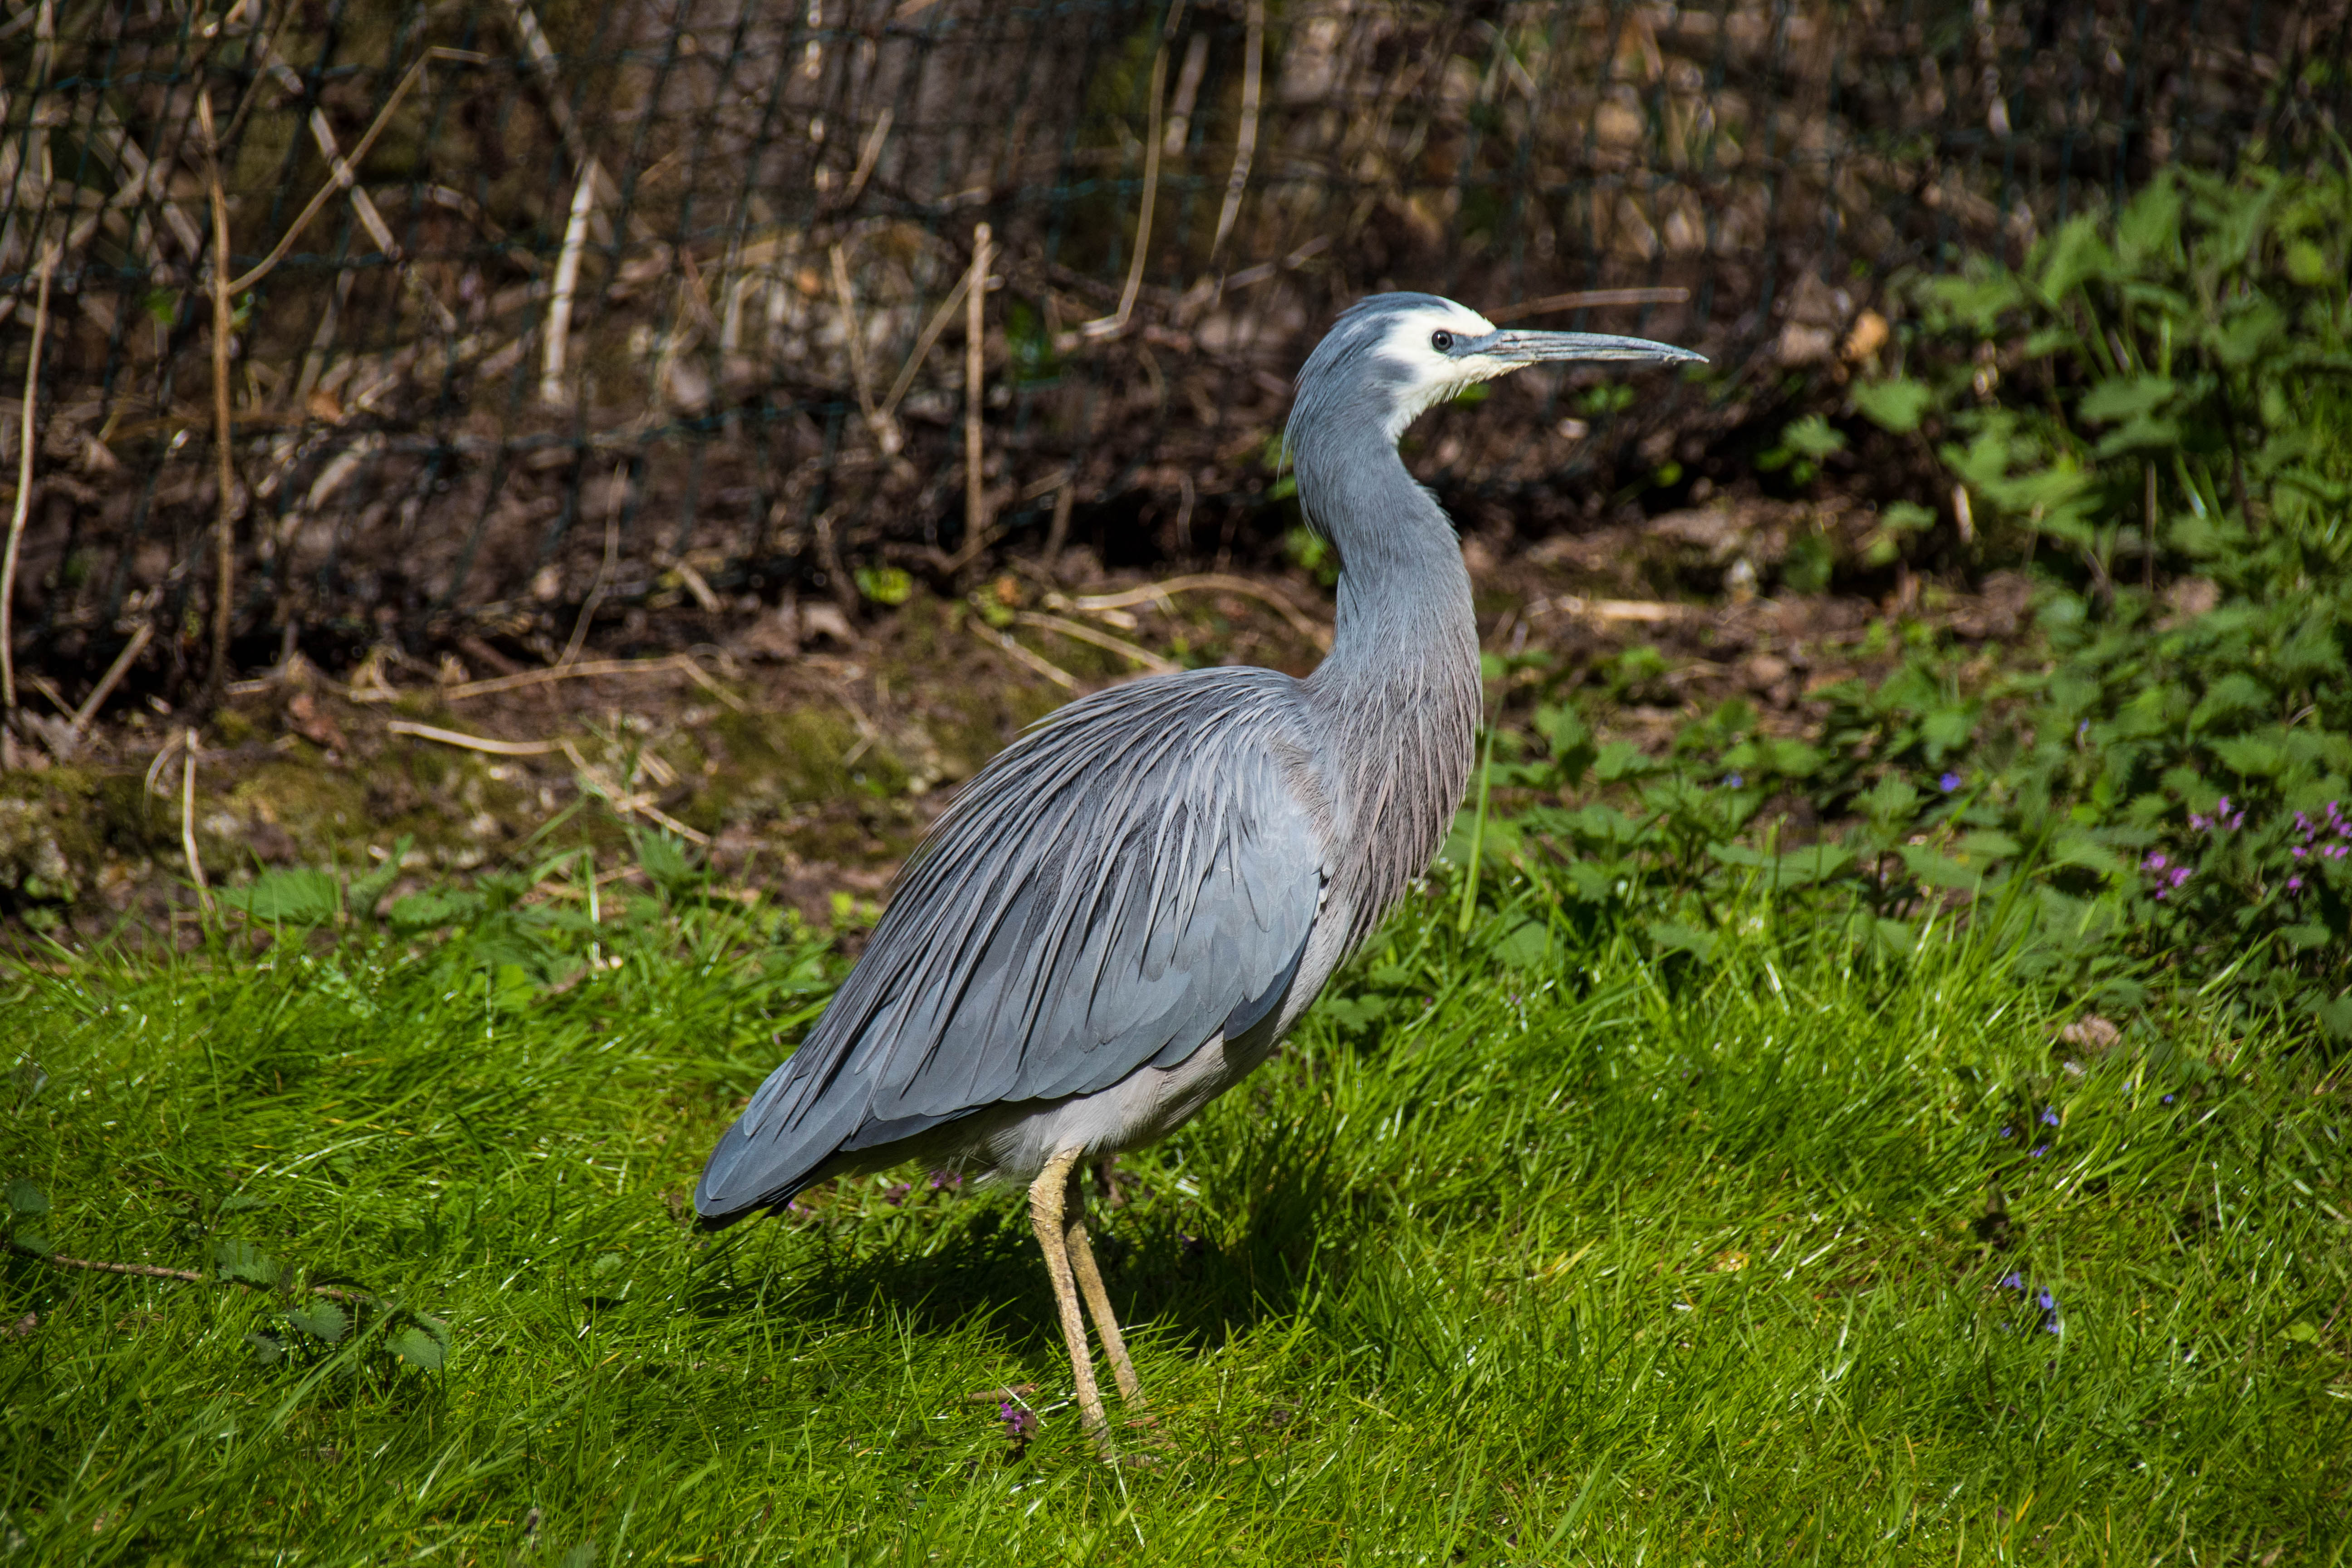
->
0, 498, 2036, 955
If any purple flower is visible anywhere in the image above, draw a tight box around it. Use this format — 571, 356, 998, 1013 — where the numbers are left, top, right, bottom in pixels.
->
929, 1170, 964, 1191
882, 1182, 911, 1206
1999, 1271, 2023, 1291
998, 1401, 1038, 1445
2162, 1093, 2175, 1104
2287, 875, 2304, 892
2030, 1143, 2050, 1157
2327, 845, 2349, 860
1724, 773, 1744, 788
2190, 813, 2212, 832
1998, 1126, 2015, 1139
2039, 1107, 2059, 1127
1939, 772, 1963, 793
2144, 852, 2168, 872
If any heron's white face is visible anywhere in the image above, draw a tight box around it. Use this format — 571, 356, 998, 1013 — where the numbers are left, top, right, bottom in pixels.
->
1367, 299, 1505, 439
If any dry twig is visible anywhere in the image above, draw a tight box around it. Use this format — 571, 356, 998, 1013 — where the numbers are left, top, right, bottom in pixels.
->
830, 242, 899, 456
879, 269, 973, 428
384, 720, 564, 757
978, 627, 1078, 691
180, 729, 212, 914
60, 622, 155, 752
198, 92, 239, 701
1488, 287, 1692, 323
965, 223, 992, 548
0, 244, 57, 760
1210, 0, 1264, 262
225, 48, 488, 296
1068, 573, 1332, 650
385, 720, 711, 845
24, 1249, 377, 1306
560, 466, 626, 667
840, 106, 893, 208
1083, 29, 1172, 339
1014, 611, 1180, 674
432, 653, 747, 711
541, 158, 601, 407
1525, 594, 1700, 624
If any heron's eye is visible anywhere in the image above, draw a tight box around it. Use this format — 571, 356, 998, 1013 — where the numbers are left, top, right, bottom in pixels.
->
1431, 330, 1455, 353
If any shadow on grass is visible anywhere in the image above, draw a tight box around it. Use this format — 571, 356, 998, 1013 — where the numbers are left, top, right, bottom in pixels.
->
672, 1128, 1354, 1364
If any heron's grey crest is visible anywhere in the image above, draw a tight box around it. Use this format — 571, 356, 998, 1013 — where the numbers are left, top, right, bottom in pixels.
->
696, 292, 1702, 1450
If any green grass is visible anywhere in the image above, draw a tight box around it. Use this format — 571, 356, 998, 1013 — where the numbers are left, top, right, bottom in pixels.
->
3, 875, 2347, 1566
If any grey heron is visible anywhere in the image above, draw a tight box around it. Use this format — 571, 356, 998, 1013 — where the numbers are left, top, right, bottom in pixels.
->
696, 292, 1701, 1449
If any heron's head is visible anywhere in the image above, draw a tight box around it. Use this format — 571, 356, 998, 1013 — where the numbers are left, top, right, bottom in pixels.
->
1289, 292, 1705, 447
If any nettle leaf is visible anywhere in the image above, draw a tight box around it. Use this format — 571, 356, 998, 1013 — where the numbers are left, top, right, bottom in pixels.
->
1710, 843, 1854, 887
1899, 845, 1982, 891
388, 1317, 451, 1371
9, 1177, 49, 1216
1922, 708, 1975, 756
1592, 741, 1656, 783
1534, 705, 1596, 785
2189, 673, 2273, 730
2050, 836, 2129, 880
10, 1225, 50, 1256
347, 837, 413, 919
283, 1301, 349, 1343
1860, 777, 1921, 823
211, 1240, 281, 1287
1779, 845, 1856, 885
217, 868, 340, 926
388, 888, 485, 931
1492, 920, 1554, 968
2283, 238, 2332, 287
1852, 378, 1935, 434
245, 1331, 288, 1366
1780, 414, 1847, 460
1753, 737, 1824, 778
2211, 735, 2285, 777
1645, 921, 1716, 964
2037, 215, 2116, 301
2115, 175, 2184, 265
2094, 416, 2183, 458
1958, 830, 2023, 860
2078, 375, 2178, 422
1926, 270, 2026, 331
2210, 297, 2286, 368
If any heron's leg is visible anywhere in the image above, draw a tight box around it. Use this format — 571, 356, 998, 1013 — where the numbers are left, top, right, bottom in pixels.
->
1028, 1149, 1110, 1444
1062, 1162, 1147, 1410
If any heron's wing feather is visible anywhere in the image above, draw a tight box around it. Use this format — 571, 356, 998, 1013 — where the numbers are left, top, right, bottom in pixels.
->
696, 669, 1326, 1218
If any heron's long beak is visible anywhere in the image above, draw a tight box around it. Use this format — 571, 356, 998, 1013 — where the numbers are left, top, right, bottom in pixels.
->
1471, 329, 1706, 367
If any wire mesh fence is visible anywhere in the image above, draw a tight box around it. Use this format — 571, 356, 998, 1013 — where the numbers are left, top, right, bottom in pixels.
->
0, 0, 2339, 717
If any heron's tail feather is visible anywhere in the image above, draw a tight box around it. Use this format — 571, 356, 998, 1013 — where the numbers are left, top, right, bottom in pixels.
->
692, 1092, 864, 1226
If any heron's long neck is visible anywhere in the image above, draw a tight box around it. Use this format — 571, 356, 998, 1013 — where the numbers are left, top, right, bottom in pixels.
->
1296, 426, 1482, 945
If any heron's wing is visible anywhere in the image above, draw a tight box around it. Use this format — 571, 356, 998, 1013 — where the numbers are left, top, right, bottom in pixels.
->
696, 669, 1327, 1219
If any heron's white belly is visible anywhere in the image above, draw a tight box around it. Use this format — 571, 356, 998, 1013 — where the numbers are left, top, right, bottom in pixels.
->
969, 1031, 1267, 1181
